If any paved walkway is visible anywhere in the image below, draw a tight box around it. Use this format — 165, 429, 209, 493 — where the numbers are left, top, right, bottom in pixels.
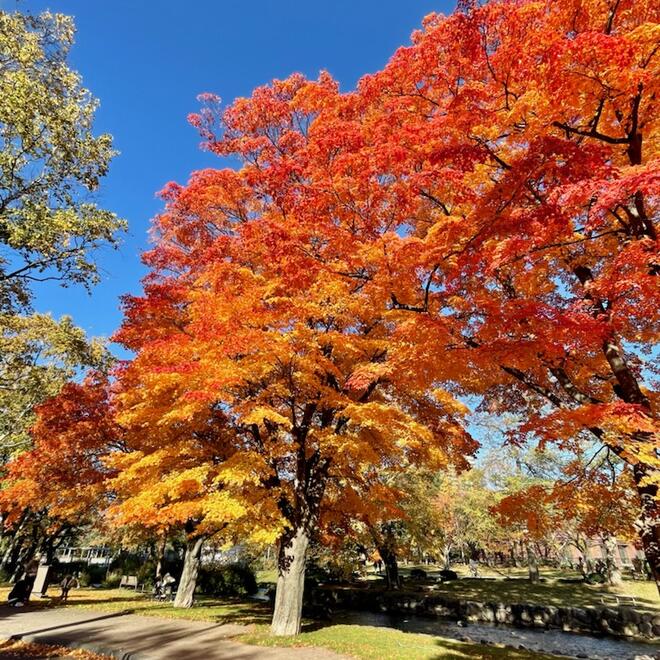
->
0, 606, 346, 659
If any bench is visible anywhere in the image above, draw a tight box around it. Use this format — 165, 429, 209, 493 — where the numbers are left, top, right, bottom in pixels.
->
119, 575, 138, 589
601, 594, 637, 607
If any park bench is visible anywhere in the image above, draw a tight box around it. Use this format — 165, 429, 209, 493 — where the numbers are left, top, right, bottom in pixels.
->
601, 594, 637, 607
119, 575, 138, 589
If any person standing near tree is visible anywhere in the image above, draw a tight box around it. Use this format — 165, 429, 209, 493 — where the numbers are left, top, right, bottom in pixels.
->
23, 558, 39, 601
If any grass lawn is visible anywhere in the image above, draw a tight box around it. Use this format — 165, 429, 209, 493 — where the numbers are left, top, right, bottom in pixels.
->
364, 565, 660, 612
0, 586, 273, 624
0, 587, 561, 659
241, 623, 563, 659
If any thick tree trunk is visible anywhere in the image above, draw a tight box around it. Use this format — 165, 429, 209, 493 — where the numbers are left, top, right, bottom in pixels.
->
603, 536, 623, 586
632, 463, 660, 594
526, 542, 539, 583
271, 526, 310, 636
173, 537, 204, 608
510, 543, 521, 567
442, 544, 452, 570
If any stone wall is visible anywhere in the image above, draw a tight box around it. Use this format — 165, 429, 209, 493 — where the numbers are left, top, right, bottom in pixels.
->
307, 586, 660, 641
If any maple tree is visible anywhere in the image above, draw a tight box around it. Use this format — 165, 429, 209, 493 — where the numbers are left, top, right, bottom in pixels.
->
239, 0, 657, 587
113, 74, 476, 632
494, 457, 639, 584
0, 374, 117, 572
3, 0, 652, 627
105, 377, 250, 608
0, 314, 110, 459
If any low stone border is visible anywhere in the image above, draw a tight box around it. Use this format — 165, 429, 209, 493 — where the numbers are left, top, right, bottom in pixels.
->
309, 586, 660, 641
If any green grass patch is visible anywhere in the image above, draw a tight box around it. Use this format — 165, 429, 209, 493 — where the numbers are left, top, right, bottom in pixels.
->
239, 623, 562, 659
387, 565, 660, 612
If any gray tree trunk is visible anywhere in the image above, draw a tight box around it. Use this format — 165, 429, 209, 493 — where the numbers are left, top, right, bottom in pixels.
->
271, 527, 310, 636
173, 537, 204, 608
526, 542, 539, 583
603, 536, 623, 586
442, 544, 452, 570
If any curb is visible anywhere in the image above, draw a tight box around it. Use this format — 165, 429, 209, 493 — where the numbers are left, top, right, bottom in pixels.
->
10, 632, 144, 660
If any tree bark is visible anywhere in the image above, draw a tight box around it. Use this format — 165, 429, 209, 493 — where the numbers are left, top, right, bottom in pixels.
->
603, 536, 623, 586
632, 463, 660, 593
0, 513, 28, 573
155, 534, 167, 580
173, 536, 204, 608
442, 544, 452, 570
572, 265, 659, 592
271, 526, 310, 636
526, 542, 539, 583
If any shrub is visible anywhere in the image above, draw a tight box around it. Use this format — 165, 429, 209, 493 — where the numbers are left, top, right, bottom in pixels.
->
586, 572, 606, 585
102, 570, 122, 589
136, 560, 157, 589
77, 565, 106, 587
109, 551, 146, 575
439, 569, 458, 581
198, 562, 257, 597
410, 568, 427, 580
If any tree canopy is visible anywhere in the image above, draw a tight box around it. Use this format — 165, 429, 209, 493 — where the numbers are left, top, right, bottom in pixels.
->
1, 0, 657, 630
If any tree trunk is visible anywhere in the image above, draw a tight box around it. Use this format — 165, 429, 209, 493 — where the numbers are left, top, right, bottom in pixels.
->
173, 536, 204, 608
1, 533, 24, 574
603, 536, 623, 586
632, 463, 660, 594
0, 513, 28, 573
271, 526, 310, 636
509, 543, 518, 567
526, 542, 539, 583
442, 544, 452, 570
155, 535, 167, 579
379, 545, 399, 590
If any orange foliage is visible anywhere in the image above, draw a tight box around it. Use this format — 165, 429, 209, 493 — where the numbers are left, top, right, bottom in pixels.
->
0, 374, 117, 530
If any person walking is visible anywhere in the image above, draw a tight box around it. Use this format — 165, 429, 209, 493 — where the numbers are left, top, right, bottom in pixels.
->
60, 574, 77, 602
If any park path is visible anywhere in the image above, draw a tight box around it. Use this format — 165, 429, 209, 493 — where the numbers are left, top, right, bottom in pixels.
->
0, 606, 348, 659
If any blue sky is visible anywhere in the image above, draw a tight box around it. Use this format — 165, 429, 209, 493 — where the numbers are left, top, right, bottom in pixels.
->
12, 0, 454, 350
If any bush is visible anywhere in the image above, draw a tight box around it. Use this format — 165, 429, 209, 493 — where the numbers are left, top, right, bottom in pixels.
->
136, 560, 157, 589
102, 570, 122, 588
109, 551, 147, 575
410, 568, 427, 580
77, 565, 107, 587
0, 568, 11, 584
439, 569, 458, 581
586, 572, 606, 584
198, 562, 257, 597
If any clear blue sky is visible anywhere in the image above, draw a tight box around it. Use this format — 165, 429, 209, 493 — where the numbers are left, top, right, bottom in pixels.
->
12, 0, 454, 351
